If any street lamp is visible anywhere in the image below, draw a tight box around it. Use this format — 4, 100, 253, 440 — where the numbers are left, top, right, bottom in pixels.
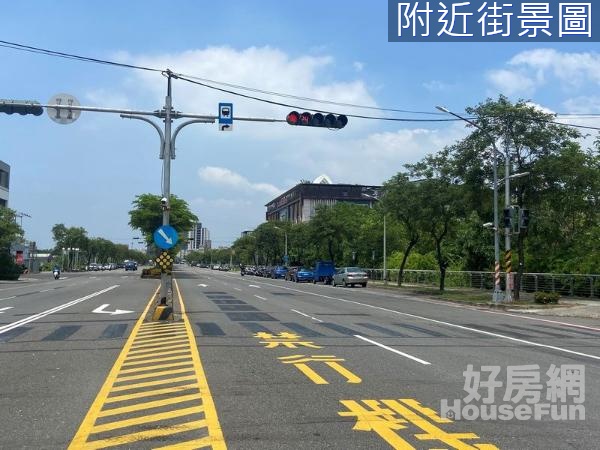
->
436, 105, 503, 302
273, 225, 288, 265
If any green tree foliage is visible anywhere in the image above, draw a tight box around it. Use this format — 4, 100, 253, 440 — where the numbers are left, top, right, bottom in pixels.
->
0, 207, 23, 251
128, 194, 198, 247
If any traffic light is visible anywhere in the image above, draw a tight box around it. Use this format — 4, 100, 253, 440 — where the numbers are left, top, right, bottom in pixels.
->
519, 209, 530, 229
286, 111, 348, 129
0, 99, 43, 116
503, 207, 512, 228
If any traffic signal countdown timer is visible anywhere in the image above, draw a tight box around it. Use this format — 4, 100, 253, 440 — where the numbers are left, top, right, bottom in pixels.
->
286, 111, 348, 129
0, 99, 43, 116
155, 252, 174, 272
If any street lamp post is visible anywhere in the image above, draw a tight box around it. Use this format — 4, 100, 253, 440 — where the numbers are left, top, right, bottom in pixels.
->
436, 106, 503, 302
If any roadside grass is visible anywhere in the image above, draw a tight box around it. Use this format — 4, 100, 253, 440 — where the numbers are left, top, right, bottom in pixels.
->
369, 281, 569, 308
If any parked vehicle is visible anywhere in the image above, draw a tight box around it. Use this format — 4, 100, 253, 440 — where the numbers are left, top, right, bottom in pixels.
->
313, 260, 335, 284
271, 266, 288, 279
332, 267, 368, 287
293, 267, 314, 283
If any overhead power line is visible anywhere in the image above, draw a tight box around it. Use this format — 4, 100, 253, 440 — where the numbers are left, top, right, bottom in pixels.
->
1, 39, 600, 128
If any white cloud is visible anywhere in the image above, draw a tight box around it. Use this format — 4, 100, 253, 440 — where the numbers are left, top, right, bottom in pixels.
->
487, 49, 600, 96
486, 69, 537, 96
422, 80, 450, 92
353, 61, 364, 72
198, 166, 282, 197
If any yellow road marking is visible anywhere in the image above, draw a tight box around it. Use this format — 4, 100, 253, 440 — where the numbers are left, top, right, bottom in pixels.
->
128, 343, 190, 356
110, 374, 197, 392
121, 353, 192, 367
118, 361, 194, 374
68, 286, 159, 449
81, 420, 208, 450
98, 393, 202, 417
124, 347, 191, 360
105, 383, 199, 403
115, 367, 195, 383
175, 279, 227, 449
69, 281, 227, 449
91, 405, 204, 433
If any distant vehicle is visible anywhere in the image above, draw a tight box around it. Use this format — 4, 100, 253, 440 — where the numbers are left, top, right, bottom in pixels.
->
124, 261, 138, 271
87, 263, 100, 271
313, 260, 335, 284
199, 263, 209, 268
293, 267, 314, 283
271, 266, 288, 279
332, 267, 368, 288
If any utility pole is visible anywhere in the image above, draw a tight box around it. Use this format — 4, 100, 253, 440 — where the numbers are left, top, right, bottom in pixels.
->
160, 71, 173, 307
504, 141, 513, 302
383, 214, 387, 285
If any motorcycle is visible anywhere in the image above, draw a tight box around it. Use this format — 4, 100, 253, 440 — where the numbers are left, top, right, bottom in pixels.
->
53, 270, 60, 280
240, 267, 245, 277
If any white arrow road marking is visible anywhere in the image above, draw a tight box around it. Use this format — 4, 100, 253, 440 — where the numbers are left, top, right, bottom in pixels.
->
157, 228, 173, 244
197, 284, 208, 287
0, 285, 119, 336
92, 304, 134, 315
249, 285, 260, 288
354, 335, 431, 365
291, 309, 323, 323
0, 307, 13, 313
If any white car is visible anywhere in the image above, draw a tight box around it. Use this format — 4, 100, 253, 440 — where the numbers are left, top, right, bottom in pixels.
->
332, 267, 368, 288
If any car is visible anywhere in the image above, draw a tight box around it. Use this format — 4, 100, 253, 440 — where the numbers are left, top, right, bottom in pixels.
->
271, 266, 288, 279
124, 261, 137, 271
332, 267, 368, 287
293, 267, 314, 283
313, 260, 335, 284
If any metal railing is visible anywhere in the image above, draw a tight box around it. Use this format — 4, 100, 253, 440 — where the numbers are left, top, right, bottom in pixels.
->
364, 269, 600, 299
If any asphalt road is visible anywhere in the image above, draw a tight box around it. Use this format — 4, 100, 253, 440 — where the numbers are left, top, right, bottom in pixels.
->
1, 266, 598, 449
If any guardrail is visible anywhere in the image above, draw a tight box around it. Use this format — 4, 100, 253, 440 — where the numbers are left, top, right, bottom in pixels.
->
364, 269, 600, 299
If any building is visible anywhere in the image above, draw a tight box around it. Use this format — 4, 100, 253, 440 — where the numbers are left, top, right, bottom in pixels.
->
265, 174, 381, 223
0, 160, 9, 207
188, 222, 211, 251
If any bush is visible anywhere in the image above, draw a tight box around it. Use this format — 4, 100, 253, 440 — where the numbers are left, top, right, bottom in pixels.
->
534, 291, 560, 304
0, 252, 22, 280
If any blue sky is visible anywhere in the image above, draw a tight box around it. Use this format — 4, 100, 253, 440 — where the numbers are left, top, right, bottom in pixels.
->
1, 1, 599, 249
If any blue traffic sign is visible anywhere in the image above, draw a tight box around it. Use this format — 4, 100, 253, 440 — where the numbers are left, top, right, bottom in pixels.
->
218, 103, 233, 125
153, 225, 179, 250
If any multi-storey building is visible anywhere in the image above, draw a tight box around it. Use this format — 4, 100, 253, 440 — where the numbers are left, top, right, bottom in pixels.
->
0, 160, 9, 207
188, 222, 211, 251
265, 175, 381, 223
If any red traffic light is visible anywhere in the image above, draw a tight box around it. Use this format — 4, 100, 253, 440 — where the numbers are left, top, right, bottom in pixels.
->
285, 111, 348, 129
286, 111, 300, 125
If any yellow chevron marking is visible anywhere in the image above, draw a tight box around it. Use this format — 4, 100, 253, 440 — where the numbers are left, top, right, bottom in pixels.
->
128, 343, 190, 356
98, 393, 202, 417
121, 353, 192, 367
105, 383, 199, 403
91, 405, 204, 433
118, 361, 194, 375
110, 374, 198, 392
124, 347, 191, 361
115, 367, 195, 383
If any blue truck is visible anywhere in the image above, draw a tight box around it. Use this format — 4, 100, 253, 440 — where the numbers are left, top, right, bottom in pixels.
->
313, 260, 335, 284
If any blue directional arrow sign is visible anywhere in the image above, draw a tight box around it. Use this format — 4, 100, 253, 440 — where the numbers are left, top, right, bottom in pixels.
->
153, 225, 179, 250
218, 102, 233, 131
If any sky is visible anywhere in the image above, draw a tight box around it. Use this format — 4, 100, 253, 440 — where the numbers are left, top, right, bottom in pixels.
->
1, 0, 599, 250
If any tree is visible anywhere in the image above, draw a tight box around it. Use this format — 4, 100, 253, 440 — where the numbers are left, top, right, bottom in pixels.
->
0, 208, 23, 251
129, 194, 198, 247
380, 173, 426, 286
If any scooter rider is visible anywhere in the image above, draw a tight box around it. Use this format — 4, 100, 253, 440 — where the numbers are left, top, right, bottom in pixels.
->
52, 265, 61, 279
240, 263, 246, 276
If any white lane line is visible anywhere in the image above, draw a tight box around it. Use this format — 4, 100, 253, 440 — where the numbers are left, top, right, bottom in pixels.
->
233, 287, 242, 291
0, 296, 17, 302
291, 309, 323, 323
0, 307, 14, 313
249, 285, 260, 288
254, 295, 267, 301
481, 309, 600, 332
39, 289, 53, 292
0, 285, 119, 336
244, 279, 600, 361
355, 335, 431, 365
197, 284, 208, 287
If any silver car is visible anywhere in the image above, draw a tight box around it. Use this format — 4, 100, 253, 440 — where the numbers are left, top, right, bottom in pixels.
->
332, 267, 368, 288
